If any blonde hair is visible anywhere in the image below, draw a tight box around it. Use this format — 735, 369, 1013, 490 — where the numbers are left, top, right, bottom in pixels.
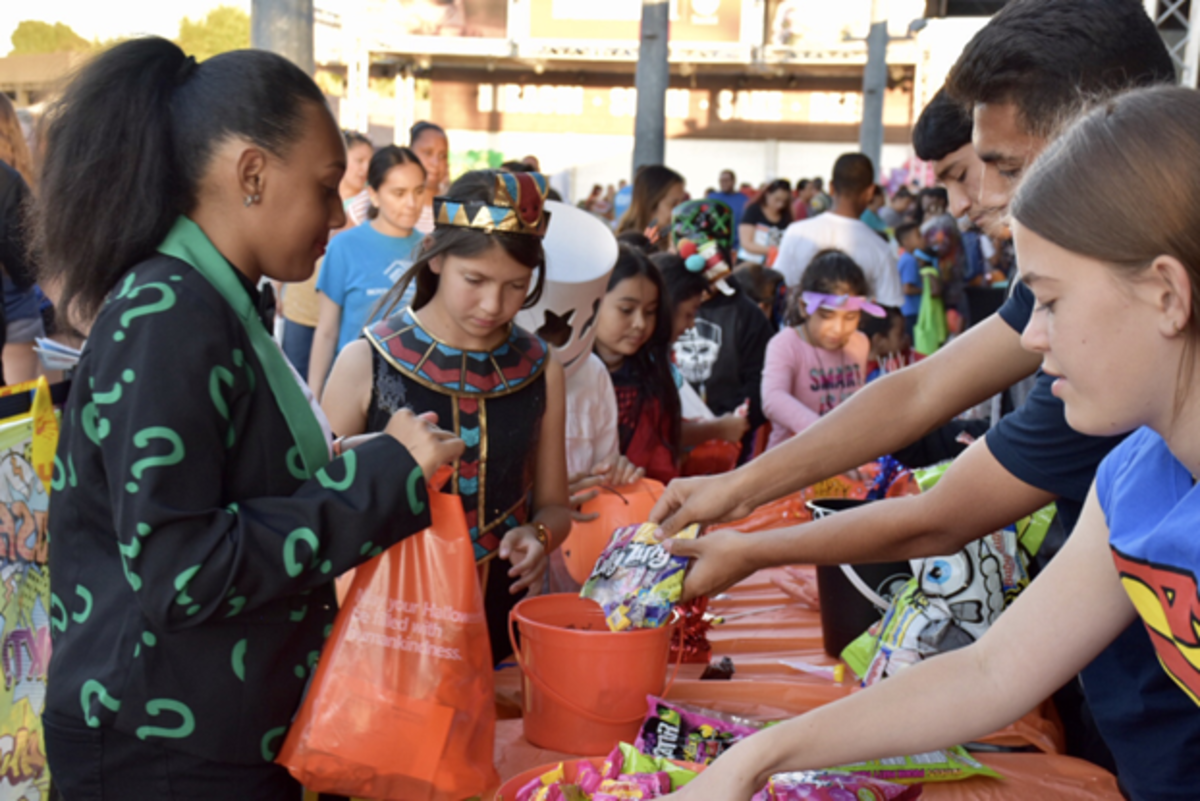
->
0, 94, 34, 187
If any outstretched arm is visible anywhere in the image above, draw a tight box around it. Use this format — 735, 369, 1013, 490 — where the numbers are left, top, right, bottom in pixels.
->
664, 486, 1136, 799
652, 314, 1041, 535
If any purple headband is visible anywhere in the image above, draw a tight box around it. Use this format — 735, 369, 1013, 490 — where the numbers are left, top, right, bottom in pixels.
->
801, 292, 886, 318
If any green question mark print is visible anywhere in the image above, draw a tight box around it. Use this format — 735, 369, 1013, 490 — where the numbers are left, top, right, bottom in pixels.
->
113, 282, 177, 342
52, 456, 65, 492
71, 585, 93, 624
225, 586, 246, 618
114, 272, 137, 300
119, 535, 143, 592
209, 365, 236, 448
289, 604, 307, 622
406, 465, 426, 514
233, 348, 256, 392
67, 454, 78, 487
231, 638, 247, 682
82, 370, 136, 446
50, 593, 67, 633
285, 446, 308, 481
283, 528, 327, 577
136, 699, 196, 740
261, 726, 286, 761
126, 427, 186, 493
173, 565, 202, 616
316, 450, 357, 491
80, 679, 122, 727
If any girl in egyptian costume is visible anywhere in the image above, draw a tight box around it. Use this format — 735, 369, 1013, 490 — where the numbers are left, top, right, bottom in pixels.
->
323, 169, 571, 663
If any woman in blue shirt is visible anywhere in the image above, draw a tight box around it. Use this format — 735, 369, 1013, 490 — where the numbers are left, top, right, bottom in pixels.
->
663, 85, 1200, 801
308, 145, 426, 398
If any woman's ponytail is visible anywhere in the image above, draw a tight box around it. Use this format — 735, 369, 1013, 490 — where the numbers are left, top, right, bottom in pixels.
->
38, 37, 190, 327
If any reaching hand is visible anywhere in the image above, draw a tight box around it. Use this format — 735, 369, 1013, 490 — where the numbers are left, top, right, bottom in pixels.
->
662, 528, 756, 602
649, 473, 756, 539
384, 410, 465, 480
498, 526, 548, 595
716, 412, 751, 443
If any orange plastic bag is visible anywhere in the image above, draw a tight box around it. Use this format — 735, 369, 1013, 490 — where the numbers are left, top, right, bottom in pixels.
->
681, 439, 742, 477
277, 491, 499, 800
561, 479, 664, 585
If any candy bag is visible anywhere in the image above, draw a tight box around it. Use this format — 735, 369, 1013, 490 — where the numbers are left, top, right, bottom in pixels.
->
634, 696, 762, 765
581, 523, 700, 631
752, 771, 922, 800
617, 741, 699, 788
832, 745, 999, 784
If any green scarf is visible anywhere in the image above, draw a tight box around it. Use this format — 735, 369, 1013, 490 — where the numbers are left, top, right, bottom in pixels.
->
157, 216, 330, 477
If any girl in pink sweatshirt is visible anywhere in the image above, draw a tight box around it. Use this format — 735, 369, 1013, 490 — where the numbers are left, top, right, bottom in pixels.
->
762, 250, 886, 450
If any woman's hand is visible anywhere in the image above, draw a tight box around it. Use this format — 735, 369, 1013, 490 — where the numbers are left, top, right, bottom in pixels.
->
715, 412, 751, 443
498, 526, 548, 595
662, 528, 757, 602
384, 410, 465, 479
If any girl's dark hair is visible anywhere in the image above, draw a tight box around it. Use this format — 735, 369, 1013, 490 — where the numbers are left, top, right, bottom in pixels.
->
749, 178, 794, 225
376, 169, 546, 316
605, 244, 681, 460
786, 249, 870, 326
37, 37, 327, 325
409, 120, 446, 146
617, 164, 684, 241
344, 130, 372, 150
365, 145, 425, 220
616, 231, 655, 254
859, 305, 903, 340
731, 263, 784, 306
651, 252, 708, 310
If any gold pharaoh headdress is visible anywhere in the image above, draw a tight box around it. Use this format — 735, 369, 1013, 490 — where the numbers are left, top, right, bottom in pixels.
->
433, 171, 551, 237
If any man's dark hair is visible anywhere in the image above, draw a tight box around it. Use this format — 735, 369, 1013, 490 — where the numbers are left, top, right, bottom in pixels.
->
913, 88, 974, 162
830, 153, 875, 196
946, 0, 1176, 137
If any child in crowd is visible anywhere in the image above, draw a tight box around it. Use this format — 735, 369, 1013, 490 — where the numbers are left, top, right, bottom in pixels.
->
858, 305, 908, 383
762, 250, 883, 450
308, 146, 427, 398
593, 244, 682, 483
730, 263, 786, 326
653, 252, 750, 446
321, 169, 571, 664
895, 222, 925, 335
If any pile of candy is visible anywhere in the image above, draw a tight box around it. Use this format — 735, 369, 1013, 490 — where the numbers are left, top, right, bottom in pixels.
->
514, 744, 696, 801
581, 523, 700, 632
634, 696, 762, 766
752, 771, 923, 800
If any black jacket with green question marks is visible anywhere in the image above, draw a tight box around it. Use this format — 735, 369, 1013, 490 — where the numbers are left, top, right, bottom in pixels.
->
45, 253, 432, 764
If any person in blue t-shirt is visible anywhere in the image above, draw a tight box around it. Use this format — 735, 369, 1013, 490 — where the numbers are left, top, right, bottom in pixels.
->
309, 145, 426, 398
706, 169, 748, 250
894, 223, 925, 335
659, 84, 1200, 801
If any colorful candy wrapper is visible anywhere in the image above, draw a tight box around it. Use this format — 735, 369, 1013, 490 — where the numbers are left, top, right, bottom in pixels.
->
634, 696, 762, 765
581, 523, 700, 631
831, 746, 999, 784
751, 771, 922, 800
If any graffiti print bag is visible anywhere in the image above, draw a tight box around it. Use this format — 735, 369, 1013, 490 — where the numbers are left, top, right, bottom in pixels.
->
277, 490, 499, 800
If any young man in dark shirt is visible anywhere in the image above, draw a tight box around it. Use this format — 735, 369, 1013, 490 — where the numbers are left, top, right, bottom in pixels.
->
652, 2, 1198, 797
